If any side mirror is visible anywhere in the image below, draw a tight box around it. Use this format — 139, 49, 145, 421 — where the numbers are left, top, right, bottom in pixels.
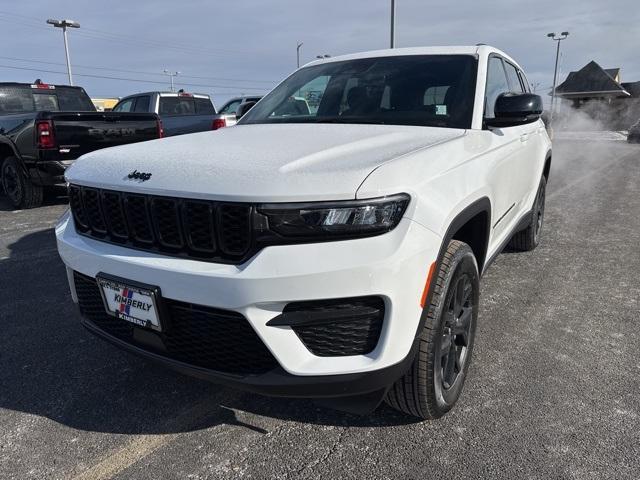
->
485, 93, 543, 128
236, 101, 257, 120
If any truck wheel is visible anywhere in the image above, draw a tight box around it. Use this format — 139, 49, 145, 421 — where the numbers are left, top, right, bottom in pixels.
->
1, 157, 43, 209
508, 176, 546, 252
386, 240, 479, 419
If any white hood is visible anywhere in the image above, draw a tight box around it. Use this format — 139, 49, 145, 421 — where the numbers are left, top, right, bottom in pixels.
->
66, 123, 464, 202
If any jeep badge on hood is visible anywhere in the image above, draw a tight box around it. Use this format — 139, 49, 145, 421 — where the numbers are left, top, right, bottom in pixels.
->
127, 170, 152, 182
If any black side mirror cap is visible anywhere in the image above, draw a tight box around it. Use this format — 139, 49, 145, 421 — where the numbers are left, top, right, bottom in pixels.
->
236, 101, 258, 120
485, 92, 543, 128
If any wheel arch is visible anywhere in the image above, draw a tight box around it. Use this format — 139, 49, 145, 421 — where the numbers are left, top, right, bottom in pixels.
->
0, 140, 26, 175
443, 197, 492, 274
418, 197, 491, 336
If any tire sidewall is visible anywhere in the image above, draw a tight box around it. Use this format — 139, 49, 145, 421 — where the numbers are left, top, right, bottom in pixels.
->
427, 246, 479, 413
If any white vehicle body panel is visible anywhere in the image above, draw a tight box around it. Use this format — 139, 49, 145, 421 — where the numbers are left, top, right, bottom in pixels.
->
65, 123, 463, 202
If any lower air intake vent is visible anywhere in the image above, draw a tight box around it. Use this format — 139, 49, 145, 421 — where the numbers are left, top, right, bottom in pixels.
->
281, 296, 385, 357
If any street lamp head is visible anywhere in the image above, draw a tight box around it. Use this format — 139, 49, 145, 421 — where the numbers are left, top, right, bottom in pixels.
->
561, 31, 569, 37
47, 19, 80, 28
547, 32, 555, 38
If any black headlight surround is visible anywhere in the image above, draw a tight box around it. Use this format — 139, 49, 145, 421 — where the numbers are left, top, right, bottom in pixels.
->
257, 193, 410, 242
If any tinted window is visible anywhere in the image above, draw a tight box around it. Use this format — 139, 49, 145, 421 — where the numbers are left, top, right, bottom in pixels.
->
219, 99, 241, 114
485, 57, 510, 118
195, 97, 215, 114
33, 93, 59, 111
0, 87, 34, 113
133, 95, 150, 112
241, 55, 477, 129
159, 97, 195, 116
55, 87, 95, 111
114, 98, 134, 112
504, 62, 524, 93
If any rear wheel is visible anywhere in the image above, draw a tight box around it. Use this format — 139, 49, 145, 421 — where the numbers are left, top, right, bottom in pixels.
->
385, 240, 479, 420
1, 156, 43, 209
508, 176, 546, 252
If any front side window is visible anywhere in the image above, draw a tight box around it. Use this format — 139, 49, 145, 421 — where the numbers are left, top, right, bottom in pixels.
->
241, 55, 478, 129
504, 62, 524, 93
219, 99, 241, 114
113, 98, 134, 112
484, 56, 510, 119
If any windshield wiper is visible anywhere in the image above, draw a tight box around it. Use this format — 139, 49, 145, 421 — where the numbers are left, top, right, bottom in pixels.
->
313, 117, 387, 125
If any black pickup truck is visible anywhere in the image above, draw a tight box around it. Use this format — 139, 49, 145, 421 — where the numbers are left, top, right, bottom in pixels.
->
0, 81, 162, 209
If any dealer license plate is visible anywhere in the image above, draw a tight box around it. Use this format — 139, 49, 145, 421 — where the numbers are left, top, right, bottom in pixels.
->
96, 276, 162, 331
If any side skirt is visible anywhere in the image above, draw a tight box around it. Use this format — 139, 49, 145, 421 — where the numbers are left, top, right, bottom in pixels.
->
481, 209, 532, 275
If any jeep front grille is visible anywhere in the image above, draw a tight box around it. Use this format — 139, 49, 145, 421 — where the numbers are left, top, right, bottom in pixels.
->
68, 185, 253, 264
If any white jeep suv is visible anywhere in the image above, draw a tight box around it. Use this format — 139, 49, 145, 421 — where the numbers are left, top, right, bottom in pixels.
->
56, 45, 551, 419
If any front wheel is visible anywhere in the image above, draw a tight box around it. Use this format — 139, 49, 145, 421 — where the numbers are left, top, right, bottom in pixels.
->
1, 156, 43, 209
385, 240, 479, 420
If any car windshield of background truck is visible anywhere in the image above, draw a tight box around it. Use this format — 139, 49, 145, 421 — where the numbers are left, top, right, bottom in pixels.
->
241, 55, 477, 129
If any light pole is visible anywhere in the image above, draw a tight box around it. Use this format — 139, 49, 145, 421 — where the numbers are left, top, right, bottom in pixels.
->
547, 31, 569, 124
390, 0, 396, 48
296, 41, 303, 69
163, 70, 180, 92
46, 19, 80, 85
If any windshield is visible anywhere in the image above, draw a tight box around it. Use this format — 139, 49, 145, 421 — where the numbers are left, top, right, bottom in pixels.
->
241, 55, 477, 129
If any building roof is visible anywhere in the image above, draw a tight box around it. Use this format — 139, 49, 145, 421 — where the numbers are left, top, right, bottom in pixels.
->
621, 81, 640, 97
555, 61, 630, 97
604, 68, 620, 81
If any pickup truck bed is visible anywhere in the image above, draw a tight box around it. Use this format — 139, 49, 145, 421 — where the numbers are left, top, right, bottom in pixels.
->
0, 82, 161, 208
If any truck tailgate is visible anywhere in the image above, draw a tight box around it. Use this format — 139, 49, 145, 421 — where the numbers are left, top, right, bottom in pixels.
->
45, 112, 160, 159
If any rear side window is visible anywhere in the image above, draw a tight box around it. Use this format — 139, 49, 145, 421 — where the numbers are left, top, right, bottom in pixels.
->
159, 97, 195, 116
485, 57, 510, 118
133, 96, 150, 112
195, 97, 215, 114
504, 62, 524, 93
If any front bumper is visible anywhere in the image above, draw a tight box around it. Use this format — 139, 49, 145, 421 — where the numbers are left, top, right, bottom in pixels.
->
56, 212, 441, 395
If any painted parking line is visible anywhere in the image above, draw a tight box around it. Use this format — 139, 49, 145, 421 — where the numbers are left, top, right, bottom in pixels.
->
69, 398, 222, 480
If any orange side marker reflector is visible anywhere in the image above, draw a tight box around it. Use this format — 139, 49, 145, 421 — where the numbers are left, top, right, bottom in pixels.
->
420, 261, 437, 308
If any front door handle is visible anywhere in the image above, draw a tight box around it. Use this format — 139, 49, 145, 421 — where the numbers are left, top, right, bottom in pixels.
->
520, 133, 529, 142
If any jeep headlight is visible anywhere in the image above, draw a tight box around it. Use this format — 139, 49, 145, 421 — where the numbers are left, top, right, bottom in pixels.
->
258, 193, 410, 239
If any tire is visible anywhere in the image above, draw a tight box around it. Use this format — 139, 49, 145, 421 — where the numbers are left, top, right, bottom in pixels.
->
385, 240, 479, 420
508, 176, 546, 252
1, 156, 43, 209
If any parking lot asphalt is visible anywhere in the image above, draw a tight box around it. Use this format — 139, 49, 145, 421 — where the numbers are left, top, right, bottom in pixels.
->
1, 138, 639, 480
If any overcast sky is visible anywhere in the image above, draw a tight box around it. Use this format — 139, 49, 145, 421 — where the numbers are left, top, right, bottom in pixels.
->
1, 0, 638, 105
